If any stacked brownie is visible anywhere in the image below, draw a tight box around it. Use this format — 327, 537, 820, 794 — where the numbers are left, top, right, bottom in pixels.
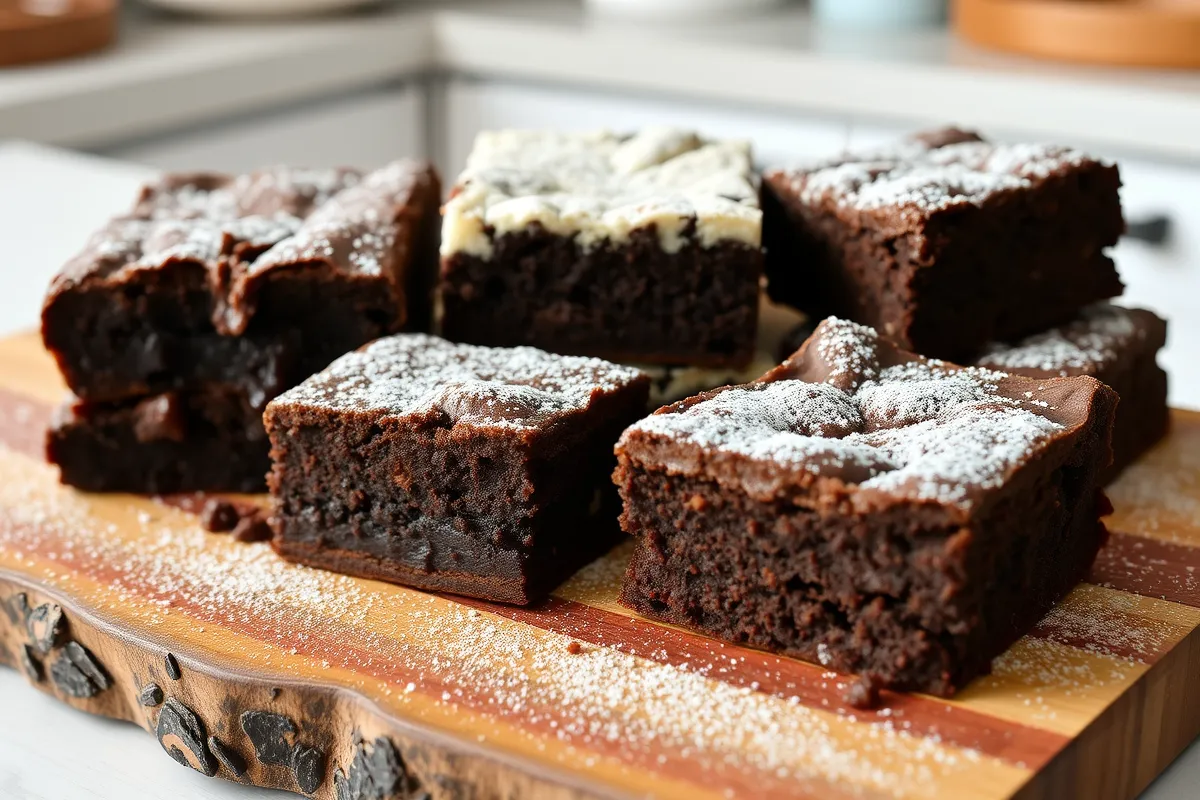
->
264, 334, 649, 604
42, 161, 441, 493
762, 128, 1168, 478
615, 317, 1117, 697
440, 128, 764, 369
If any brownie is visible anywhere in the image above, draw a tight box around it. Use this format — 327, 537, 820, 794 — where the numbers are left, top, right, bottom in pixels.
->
46, 388, 269, 494
42, 161, 442, 405
762, 128, 1124, 361
974, 303, 1168, 482
264, 334, 650, 604
615, 317, 1117, 696
439, 128, 763, 368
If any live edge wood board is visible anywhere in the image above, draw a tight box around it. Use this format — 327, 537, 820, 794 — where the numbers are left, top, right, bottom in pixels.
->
0, 331, 1198, 800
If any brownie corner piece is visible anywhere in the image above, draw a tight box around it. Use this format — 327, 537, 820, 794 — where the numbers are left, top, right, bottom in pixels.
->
615, 316, 1117, 696
974, 302, 1169, 482
438, 128, 763, 368
40, 159, 441, 404
264, 333, 650, 605
761, 128, 1124, 361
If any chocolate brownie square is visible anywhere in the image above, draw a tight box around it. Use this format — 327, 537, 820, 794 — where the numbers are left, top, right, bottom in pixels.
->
974, 303, 1168, 482
42, 161, 441, 405
265, 334, 650, 604
46, 388, 268, 494
762, 128, 1124, 361
615, 317, 1117, 696
439, 128, 763, 368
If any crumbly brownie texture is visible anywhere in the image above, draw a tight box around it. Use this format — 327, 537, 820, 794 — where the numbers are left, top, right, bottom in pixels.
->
975, 303, 1169, 481
440, 128, 763, 367
265, 334, 650, 605
615, 317, 1117, 696
41, 161, 441, 404
46, 388, 269, 494
762, 128, 1124, 361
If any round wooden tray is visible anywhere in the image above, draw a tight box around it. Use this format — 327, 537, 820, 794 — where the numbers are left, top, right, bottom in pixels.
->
952, 0, 1200, 68
0, 0, 116, 68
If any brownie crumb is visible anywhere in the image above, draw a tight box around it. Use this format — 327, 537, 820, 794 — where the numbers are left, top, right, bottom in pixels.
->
843, 675, 883, 710
232, 510, 273, 543
199, 499, 240, 533
566, 641, 583, 655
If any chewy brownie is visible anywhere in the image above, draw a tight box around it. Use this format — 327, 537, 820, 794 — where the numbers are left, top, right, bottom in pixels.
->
440, 128, 763, 368
42, 161, 441, 405
974, 303, 1168, 482
46, 388, 268, 494
615, 317, 1117, 696
762, 128, 1124, 361
265, 334, 650, 605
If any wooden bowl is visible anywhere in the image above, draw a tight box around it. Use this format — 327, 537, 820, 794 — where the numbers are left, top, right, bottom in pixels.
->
0, 0, 116, 67
953, 0, 1200, 68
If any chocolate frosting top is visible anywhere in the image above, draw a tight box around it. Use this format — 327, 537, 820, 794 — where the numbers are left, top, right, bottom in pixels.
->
48, 161, 437, 335
618, 317, 1111, 512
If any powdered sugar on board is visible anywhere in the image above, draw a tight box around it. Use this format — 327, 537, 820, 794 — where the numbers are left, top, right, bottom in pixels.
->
779, 134, 1099, 216
623, 318, 1071, 507
0, 458, 1019, 798
974, 303, 1148, 376
273, 333, 646, 431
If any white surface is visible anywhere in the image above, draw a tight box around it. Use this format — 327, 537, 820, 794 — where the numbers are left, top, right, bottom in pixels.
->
0, 139, 1198, 800
107, 85, 426, 173
1, 1, 1200, 160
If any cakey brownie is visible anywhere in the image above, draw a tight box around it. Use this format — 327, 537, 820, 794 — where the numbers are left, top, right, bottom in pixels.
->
42, 161, 441, 404
46, 388, 269, 494
762, 128, 1124, 361
974, 303, 1168, 482
615, 317, 1117, 696
265, 334, 650, 604
440, 128, 763, 368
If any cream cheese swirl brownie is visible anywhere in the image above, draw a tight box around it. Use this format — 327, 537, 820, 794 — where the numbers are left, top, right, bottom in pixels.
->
615, 317, 1117, 697
440, 128, 763, 368
265, 334, 649, 605
762, 128, 1124, 361
975, 303, 1168, 481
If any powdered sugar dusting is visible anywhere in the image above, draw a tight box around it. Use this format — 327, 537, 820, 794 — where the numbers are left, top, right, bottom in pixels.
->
784, 135, 1098, 216
0, 460, 1013, 798
974, 303, 1147, 376
274, 333, 645, 431
623, 318, 1068, 506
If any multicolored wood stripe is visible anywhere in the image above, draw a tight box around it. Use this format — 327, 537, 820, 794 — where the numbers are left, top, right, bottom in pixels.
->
0, 332, 1197, 799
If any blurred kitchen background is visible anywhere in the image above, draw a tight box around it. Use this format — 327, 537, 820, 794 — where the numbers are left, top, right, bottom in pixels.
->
1, 0, 1198, 410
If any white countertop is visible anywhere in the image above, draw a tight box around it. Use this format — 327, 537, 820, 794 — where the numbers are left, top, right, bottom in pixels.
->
1, 0, 1200, 161
0, 141, 1199, 800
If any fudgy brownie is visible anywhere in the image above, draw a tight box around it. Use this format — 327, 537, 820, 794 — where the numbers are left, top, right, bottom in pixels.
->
974, 303, 1168, 482
265, 334, 650, 604
762, 128, 1124, 361
615, 317, 1117, 696
46, 388, 269, 494
42, 161, 441, 404
440, 128, 763, 368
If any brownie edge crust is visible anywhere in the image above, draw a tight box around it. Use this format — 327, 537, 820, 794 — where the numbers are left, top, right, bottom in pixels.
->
614, 317, 1118, 696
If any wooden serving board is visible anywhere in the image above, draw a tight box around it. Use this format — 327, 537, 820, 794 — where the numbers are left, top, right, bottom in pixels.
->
1, 330, 1199, 800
